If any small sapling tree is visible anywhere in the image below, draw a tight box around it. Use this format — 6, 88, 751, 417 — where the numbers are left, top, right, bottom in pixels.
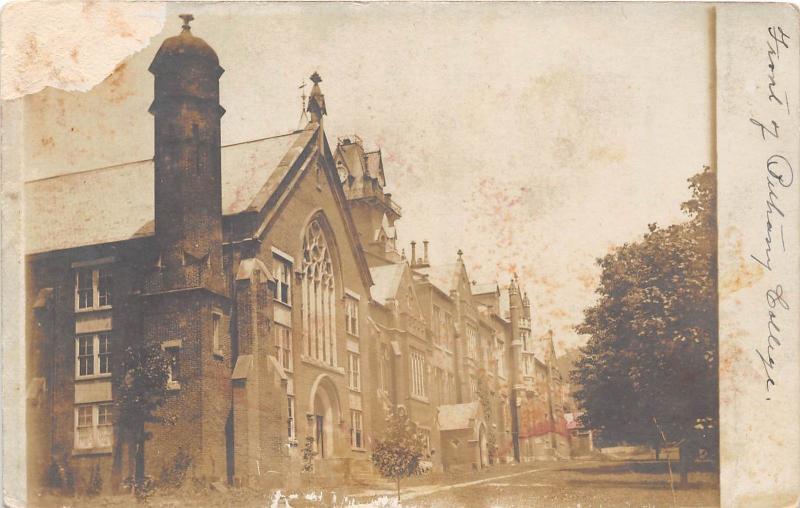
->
371, 406, 430, 502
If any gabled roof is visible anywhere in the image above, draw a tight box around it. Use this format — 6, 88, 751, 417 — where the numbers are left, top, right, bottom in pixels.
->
370, 263, 405, 305
437, 401, 480, 431
25, 130, 309, 255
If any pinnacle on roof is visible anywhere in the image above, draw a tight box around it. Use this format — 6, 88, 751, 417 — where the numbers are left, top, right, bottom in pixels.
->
307, 71, 327, 122
150, 14, 221, 71
179, 13, 194, 31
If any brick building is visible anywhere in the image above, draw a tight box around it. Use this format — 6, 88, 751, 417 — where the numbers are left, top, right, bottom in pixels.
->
24, 17, 569, 495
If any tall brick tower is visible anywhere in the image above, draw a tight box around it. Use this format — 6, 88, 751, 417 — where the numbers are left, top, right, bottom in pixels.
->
149, 13, 225, 289
142, 15, 233, 484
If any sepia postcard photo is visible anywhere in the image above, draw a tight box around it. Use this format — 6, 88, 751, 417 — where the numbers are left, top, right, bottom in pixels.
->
1, 2, 798, 507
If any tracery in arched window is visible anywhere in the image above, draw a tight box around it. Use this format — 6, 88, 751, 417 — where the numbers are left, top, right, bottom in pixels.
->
301, 220, 336, 366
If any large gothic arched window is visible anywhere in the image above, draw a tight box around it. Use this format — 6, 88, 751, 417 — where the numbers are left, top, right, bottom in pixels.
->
302, 220, 337, 366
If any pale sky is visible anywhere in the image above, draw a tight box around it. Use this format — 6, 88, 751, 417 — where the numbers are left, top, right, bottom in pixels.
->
22, 2, 714, 352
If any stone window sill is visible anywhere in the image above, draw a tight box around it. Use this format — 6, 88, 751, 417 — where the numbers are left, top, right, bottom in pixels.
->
75, 373, 112, 382
274, 299, 292, 310
167, 381, 181, 391
410, 394, 430, 404
74, 306, 113, 315
72, 446, 112, 457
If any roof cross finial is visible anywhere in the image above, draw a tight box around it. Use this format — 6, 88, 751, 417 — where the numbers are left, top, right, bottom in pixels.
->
179, 14, 194, 31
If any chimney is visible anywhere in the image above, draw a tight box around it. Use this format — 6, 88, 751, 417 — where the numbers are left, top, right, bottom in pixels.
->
410, 241, 417, 267
423, 240, 429, 264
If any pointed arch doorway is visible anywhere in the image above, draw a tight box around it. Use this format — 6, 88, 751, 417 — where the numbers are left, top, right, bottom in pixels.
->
309, 374, 342, 459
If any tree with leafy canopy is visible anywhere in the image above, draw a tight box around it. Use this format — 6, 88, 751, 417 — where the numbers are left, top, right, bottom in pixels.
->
115, 341, 173, 499
370, 405, 430, 501
572, 166, 717, 487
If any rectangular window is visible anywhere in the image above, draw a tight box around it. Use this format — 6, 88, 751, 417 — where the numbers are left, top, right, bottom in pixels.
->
76, 269, 93, 310
98, 333, 111, 374
75, 405, 93, 449
497, 341, 506, 377
74, 403, 113, 450
421, 428, 431, 453
273, 256, 292, 305
345, 297, 359, 336
350, 410, 363, 449
466, 325, 478, 359
348, 352, 361, 391
444, 313, 453, 351
275, 325, 293, 371
212, 312, 221, 353
75, 267, 112, 311
287, 396, 296, 441
379, 344, 390, 393
432, 305, 441, 346
165, 347, 180, 384
76, 333, 112, 378
77, 335, 94, 376
410, 349, 426, 398
97, 268, 112, 307
97, 403, 113, 447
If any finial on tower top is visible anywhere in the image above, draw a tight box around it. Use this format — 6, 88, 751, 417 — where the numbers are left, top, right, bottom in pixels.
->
310, 71, 322, 84
179, 14, 194, 31
457, 249, 463, 258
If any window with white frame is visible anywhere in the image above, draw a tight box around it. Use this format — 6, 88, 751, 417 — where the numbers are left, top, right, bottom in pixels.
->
348, 352, 361, 391
410, 349, 426, 398
350, 410, 363, 448
275, 325, 293, 371
75, 267, 112, 311
273, 255, 292, 306
287, 396, 296, 441
74, 403, 113, 450
75, 333, 112, 378
345, 296, 359, 336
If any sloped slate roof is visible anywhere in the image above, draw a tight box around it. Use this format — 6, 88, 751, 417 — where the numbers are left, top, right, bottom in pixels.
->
25, 130, 310, 255
415, 263, 459, 295
370, 263, 405, 305
438, 401, 480, 431
472, 282, 498, 296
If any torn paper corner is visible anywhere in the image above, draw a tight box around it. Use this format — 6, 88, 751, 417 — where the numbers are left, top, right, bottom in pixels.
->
0, 0, 166, 100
